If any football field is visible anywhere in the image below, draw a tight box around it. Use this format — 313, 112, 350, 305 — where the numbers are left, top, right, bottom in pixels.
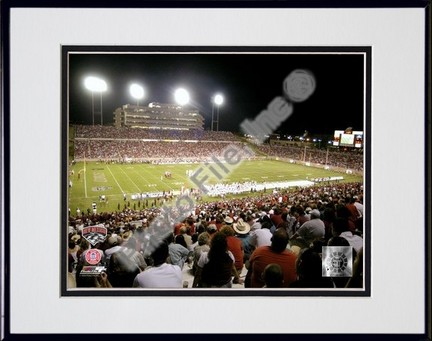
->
68, 159, 362, 214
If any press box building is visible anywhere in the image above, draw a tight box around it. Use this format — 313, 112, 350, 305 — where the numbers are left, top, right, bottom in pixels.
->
113, 102, 204, 131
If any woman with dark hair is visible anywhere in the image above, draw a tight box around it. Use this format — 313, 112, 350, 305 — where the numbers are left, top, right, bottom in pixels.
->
322, 207, 336, 243
175, 234, 188, 249
193, 232, 242, 288
289, 247, 334, 288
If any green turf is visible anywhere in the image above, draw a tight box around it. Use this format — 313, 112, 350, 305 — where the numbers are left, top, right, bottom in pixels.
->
68, 159, 362, 214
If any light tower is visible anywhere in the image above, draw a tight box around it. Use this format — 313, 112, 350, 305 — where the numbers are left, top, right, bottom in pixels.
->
211, 93, 224, 131
84, 76, 107, 125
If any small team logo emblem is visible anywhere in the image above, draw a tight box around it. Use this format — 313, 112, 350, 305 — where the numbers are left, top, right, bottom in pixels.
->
82, 225, 108, 246
84, 249, 103, 265
322, 246, 353, 277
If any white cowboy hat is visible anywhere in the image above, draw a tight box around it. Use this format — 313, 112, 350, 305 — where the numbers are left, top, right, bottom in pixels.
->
233, 219, 251, 235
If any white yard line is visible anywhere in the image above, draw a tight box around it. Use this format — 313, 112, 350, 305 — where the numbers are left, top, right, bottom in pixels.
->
118, 166, 142, 192
106, 165, 125, 194
137, 164, 176, 192
84, 160, 88, 198
129, 165, 152, 186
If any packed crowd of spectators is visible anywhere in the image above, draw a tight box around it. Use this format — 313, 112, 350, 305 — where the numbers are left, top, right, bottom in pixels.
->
73, 125, 362, 171
255, 144, 363, 172
68, 182, 364, 290
74, 124, 240, 141
68, 125, 365, 290
74, 139, 243, 162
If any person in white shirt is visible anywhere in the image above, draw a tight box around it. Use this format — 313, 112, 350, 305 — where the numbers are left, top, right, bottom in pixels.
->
249, 221, 273, 248
290, 209, 325, 248
133, 239, 182, 288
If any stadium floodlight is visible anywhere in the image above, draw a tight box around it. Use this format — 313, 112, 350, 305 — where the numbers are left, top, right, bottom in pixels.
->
84, 76, 107, 92
84, 76, 107, 125
214, 94, 224, 106
174, 88, 190, 106
211, 93, 224, 131
130, 83, 145, 106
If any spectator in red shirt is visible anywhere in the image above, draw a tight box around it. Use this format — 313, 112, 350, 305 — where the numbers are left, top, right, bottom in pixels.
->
246, 228, 297, 288
220, 225, 244, 274
270, 207, 283, 228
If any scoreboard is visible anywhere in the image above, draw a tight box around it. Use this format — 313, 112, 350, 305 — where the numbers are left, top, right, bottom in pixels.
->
333, 130, 363, 148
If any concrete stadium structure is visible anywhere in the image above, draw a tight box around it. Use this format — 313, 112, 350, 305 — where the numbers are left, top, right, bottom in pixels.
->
113, 102, 204, 131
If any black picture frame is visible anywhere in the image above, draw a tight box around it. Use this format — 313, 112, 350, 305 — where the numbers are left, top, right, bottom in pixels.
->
1, 0, 430, 339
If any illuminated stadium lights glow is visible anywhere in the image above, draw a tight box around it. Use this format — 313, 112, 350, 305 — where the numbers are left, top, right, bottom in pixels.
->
130, 83, 145, 106
174, 88, 190, 106
211, 93, 224, 131
214, 93, 224, 106
84, 76, 107, 92
84, 76, 107, 125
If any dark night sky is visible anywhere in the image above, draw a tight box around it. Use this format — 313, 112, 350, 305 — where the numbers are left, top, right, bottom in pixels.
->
68, 51, 365, 137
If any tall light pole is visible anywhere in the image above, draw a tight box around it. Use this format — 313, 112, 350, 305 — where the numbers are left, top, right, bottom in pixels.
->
325, 147, 329, 166
130, 83, 145, 107
84, 76, 107, 125
212, 93, 223, 131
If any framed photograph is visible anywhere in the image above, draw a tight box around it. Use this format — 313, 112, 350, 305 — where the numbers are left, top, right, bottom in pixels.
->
62, 46, 370, 297
1, 0, 430, 338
